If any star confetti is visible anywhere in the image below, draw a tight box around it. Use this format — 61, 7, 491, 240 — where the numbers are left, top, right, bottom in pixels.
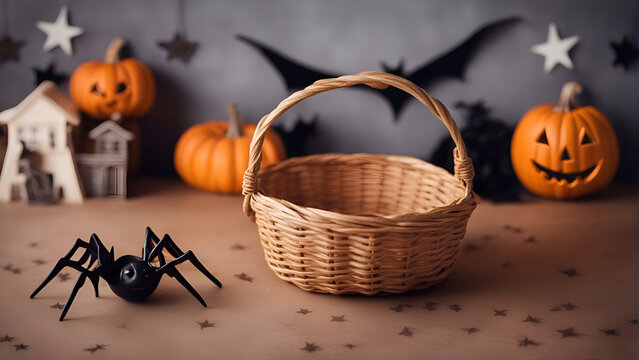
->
14, 343, 28, 351
610, 36, 639, 71
343, 344, 357, 349
33, 259, 46, 266
461, 327, 480, 334
197, 320, 215, 329
481, 235, 493, 241
331, 315, 346, 322
235, 273, 253, 282
519, 337, 541, 347
398, 327, 414, 337
561, 302, 577, 310
0, 35, 25, 63
448, 304, 462, 312
557, 327, 581, 338
231, 244, 245, 250
2, 264, 21, 273
560, 268, 580, 278
9, 267, 21, 274
494, 309, 508, 317
300, 342, 319, 352
531, 23, 579, 73
84, 344, 107, 353
524, 236, 537, 243
1, 335, 15, 342
117, 322, 128, 329
630, 319, 638, 325
58, 273, 71, 282
389, 304, 412, 312
36, 6, 84, 56
33, 63, 67, 86
598, 329, 619, 336
502, 262, 513, 268
296, 309, 311, 315
158, 33, 197, 64
550, 305, 563, 312
2, 264, 13, 271
424, 301, 439, 311
50, 302, 65, 310
523, 315, 542, 324
28, 242, 39, 248
464, 243, 483, 251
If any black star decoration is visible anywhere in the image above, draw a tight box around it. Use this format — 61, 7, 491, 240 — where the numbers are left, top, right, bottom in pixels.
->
461, 327, 480, 334
301, 342, 319, 352
117, 322, 128, 329
50, 302, 65, 309
197, 320, 215, 329
158, 33, 197, 64
14, 343, 28, 351
0, 35, 24, 64
448, 304, 462, 312
34, 63, 67, 86
557, 327, 581, 338
235, 273, 253, 282
9, 267, 21, 274
389, 304, 412, 312
560, 268, 580, 278
33, 259, 46, 266
561, 302, 577, 310
84, 344, 107, 353
502, 262, 513, 268
398, 327, 414, 337
519, 337, 540, 347
464, 243, 483, 251
231, 244, 245, 250
1, 335, 15, 342
494, 309, 508, 317
524, 236, 537, 243
28, 242, 39, 248
58, 273, 71, 282
630, 319, 638, 325
610, 36, 639, 70
343, 344, 357, 349
296, 308, 311, 315
331, 315, 346, 322
424, 301, 439, 311
2, 264, 13, 271
598, 329, 619, 336
523, 315, 542, 324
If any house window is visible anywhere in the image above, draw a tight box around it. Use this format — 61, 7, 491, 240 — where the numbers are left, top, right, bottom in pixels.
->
49, 129, 55, 149
113, 141, 119, 153
100, 141, 107, 153
29, 127, 38, 149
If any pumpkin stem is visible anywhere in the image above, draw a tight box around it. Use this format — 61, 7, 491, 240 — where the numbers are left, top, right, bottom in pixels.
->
104, 36, 126, 64
554, 81, 583, 112
226, 104, 244, 138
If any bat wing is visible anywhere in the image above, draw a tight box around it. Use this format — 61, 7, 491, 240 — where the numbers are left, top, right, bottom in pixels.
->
237, 34, 338, 91
379, 16, 521, 119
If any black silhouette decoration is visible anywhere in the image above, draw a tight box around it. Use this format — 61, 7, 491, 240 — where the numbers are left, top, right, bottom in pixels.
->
235, 273, 254, 282
331, 315, 346, 322
424, 301, 439, 311
610, 36, 638, 70
560, 268, 580, 278
84, 344, 107, 353
33, 63, 67, 86
296, 309, 311, 315
494, 309, 508, 317
398, 327, 414, 337
430, 100, 519, 201
158, 33, 197, 64
14, 343, 28, 351
50, 302, 64, 309
519, 337, 540, 346
557, 327, 581, 338
237, 17, 520, 120
461, 327, 480, 334
0, 335, 15, 342
448, 304, 462, 312
523, 315, 542, 324
301, 342, 319, 352
197, 320, 215, 329
272, 116, 317, 157
598, 329, 619, 336
0, 35, 24, 63
389, 304, 412, 312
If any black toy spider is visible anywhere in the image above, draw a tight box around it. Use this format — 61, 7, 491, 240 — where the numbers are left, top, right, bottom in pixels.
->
30, 227, 222, 321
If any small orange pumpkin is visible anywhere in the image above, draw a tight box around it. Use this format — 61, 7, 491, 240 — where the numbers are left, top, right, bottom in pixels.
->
70, 37, 155, 119
511, 82, 619, 199
174, 104, 286, 193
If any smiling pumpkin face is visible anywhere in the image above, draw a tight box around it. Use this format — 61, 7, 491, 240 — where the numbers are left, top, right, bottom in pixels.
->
511, 82, 619, 199
70, 37, 155, 120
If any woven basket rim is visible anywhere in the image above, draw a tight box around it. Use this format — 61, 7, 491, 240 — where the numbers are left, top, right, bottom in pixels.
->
255, 152, 475, 224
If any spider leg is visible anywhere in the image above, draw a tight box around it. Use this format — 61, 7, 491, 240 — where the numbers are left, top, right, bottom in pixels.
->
30, 239, 100, 299
165, 267, 207, 307
142, 227, 166, 266
158, 250, 223, 289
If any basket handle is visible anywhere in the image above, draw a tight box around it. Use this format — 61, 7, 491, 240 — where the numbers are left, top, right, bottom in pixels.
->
242, 71, 474, 219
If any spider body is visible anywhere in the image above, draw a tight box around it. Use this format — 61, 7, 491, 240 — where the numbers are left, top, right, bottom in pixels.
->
31, 227, 222, 321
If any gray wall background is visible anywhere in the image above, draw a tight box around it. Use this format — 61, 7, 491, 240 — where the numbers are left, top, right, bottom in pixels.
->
1, 0, 638, 180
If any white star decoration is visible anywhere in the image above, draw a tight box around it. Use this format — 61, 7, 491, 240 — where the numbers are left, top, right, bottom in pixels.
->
37, 6, 84, 56
531, 23, 579, 73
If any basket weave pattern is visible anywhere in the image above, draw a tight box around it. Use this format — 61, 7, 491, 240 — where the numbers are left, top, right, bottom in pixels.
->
242, 72, 477, 295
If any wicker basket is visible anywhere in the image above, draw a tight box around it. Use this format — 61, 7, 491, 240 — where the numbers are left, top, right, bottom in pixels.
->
242, 71, 477, 295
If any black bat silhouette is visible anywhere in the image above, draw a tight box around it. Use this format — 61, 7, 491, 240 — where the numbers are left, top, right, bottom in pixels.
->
237, 16, 520, 120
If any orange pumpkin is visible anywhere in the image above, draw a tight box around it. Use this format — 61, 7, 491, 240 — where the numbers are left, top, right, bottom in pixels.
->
511, 82, 619, 199
174, 104, 286, 193
70, 37, 155, 119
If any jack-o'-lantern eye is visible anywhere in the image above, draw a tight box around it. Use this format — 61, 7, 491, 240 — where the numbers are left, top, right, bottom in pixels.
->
92, 84, 104, 96
116, 82, 127, 94
537, 130, 548, 145
581, 132, 592, 145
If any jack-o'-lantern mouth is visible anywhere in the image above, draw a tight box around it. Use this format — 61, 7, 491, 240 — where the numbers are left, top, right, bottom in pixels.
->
532, 161, 597, 184
106, 100, 118, 107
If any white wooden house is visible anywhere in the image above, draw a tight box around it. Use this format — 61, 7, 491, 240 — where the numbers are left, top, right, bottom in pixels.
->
76, 120, 133, 198
0, 81, 84, 203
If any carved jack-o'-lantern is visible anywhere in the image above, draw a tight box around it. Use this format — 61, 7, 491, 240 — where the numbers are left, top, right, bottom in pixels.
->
70, 37, 155, 120
511, 82, 619, 199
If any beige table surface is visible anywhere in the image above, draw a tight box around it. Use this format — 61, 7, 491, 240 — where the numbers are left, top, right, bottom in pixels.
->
0, 179, 637, 360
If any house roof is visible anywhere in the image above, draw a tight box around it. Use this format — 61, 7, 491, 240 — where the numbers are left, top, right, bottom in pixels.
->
88, 120, 134, 141
0, 81, 80, 126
